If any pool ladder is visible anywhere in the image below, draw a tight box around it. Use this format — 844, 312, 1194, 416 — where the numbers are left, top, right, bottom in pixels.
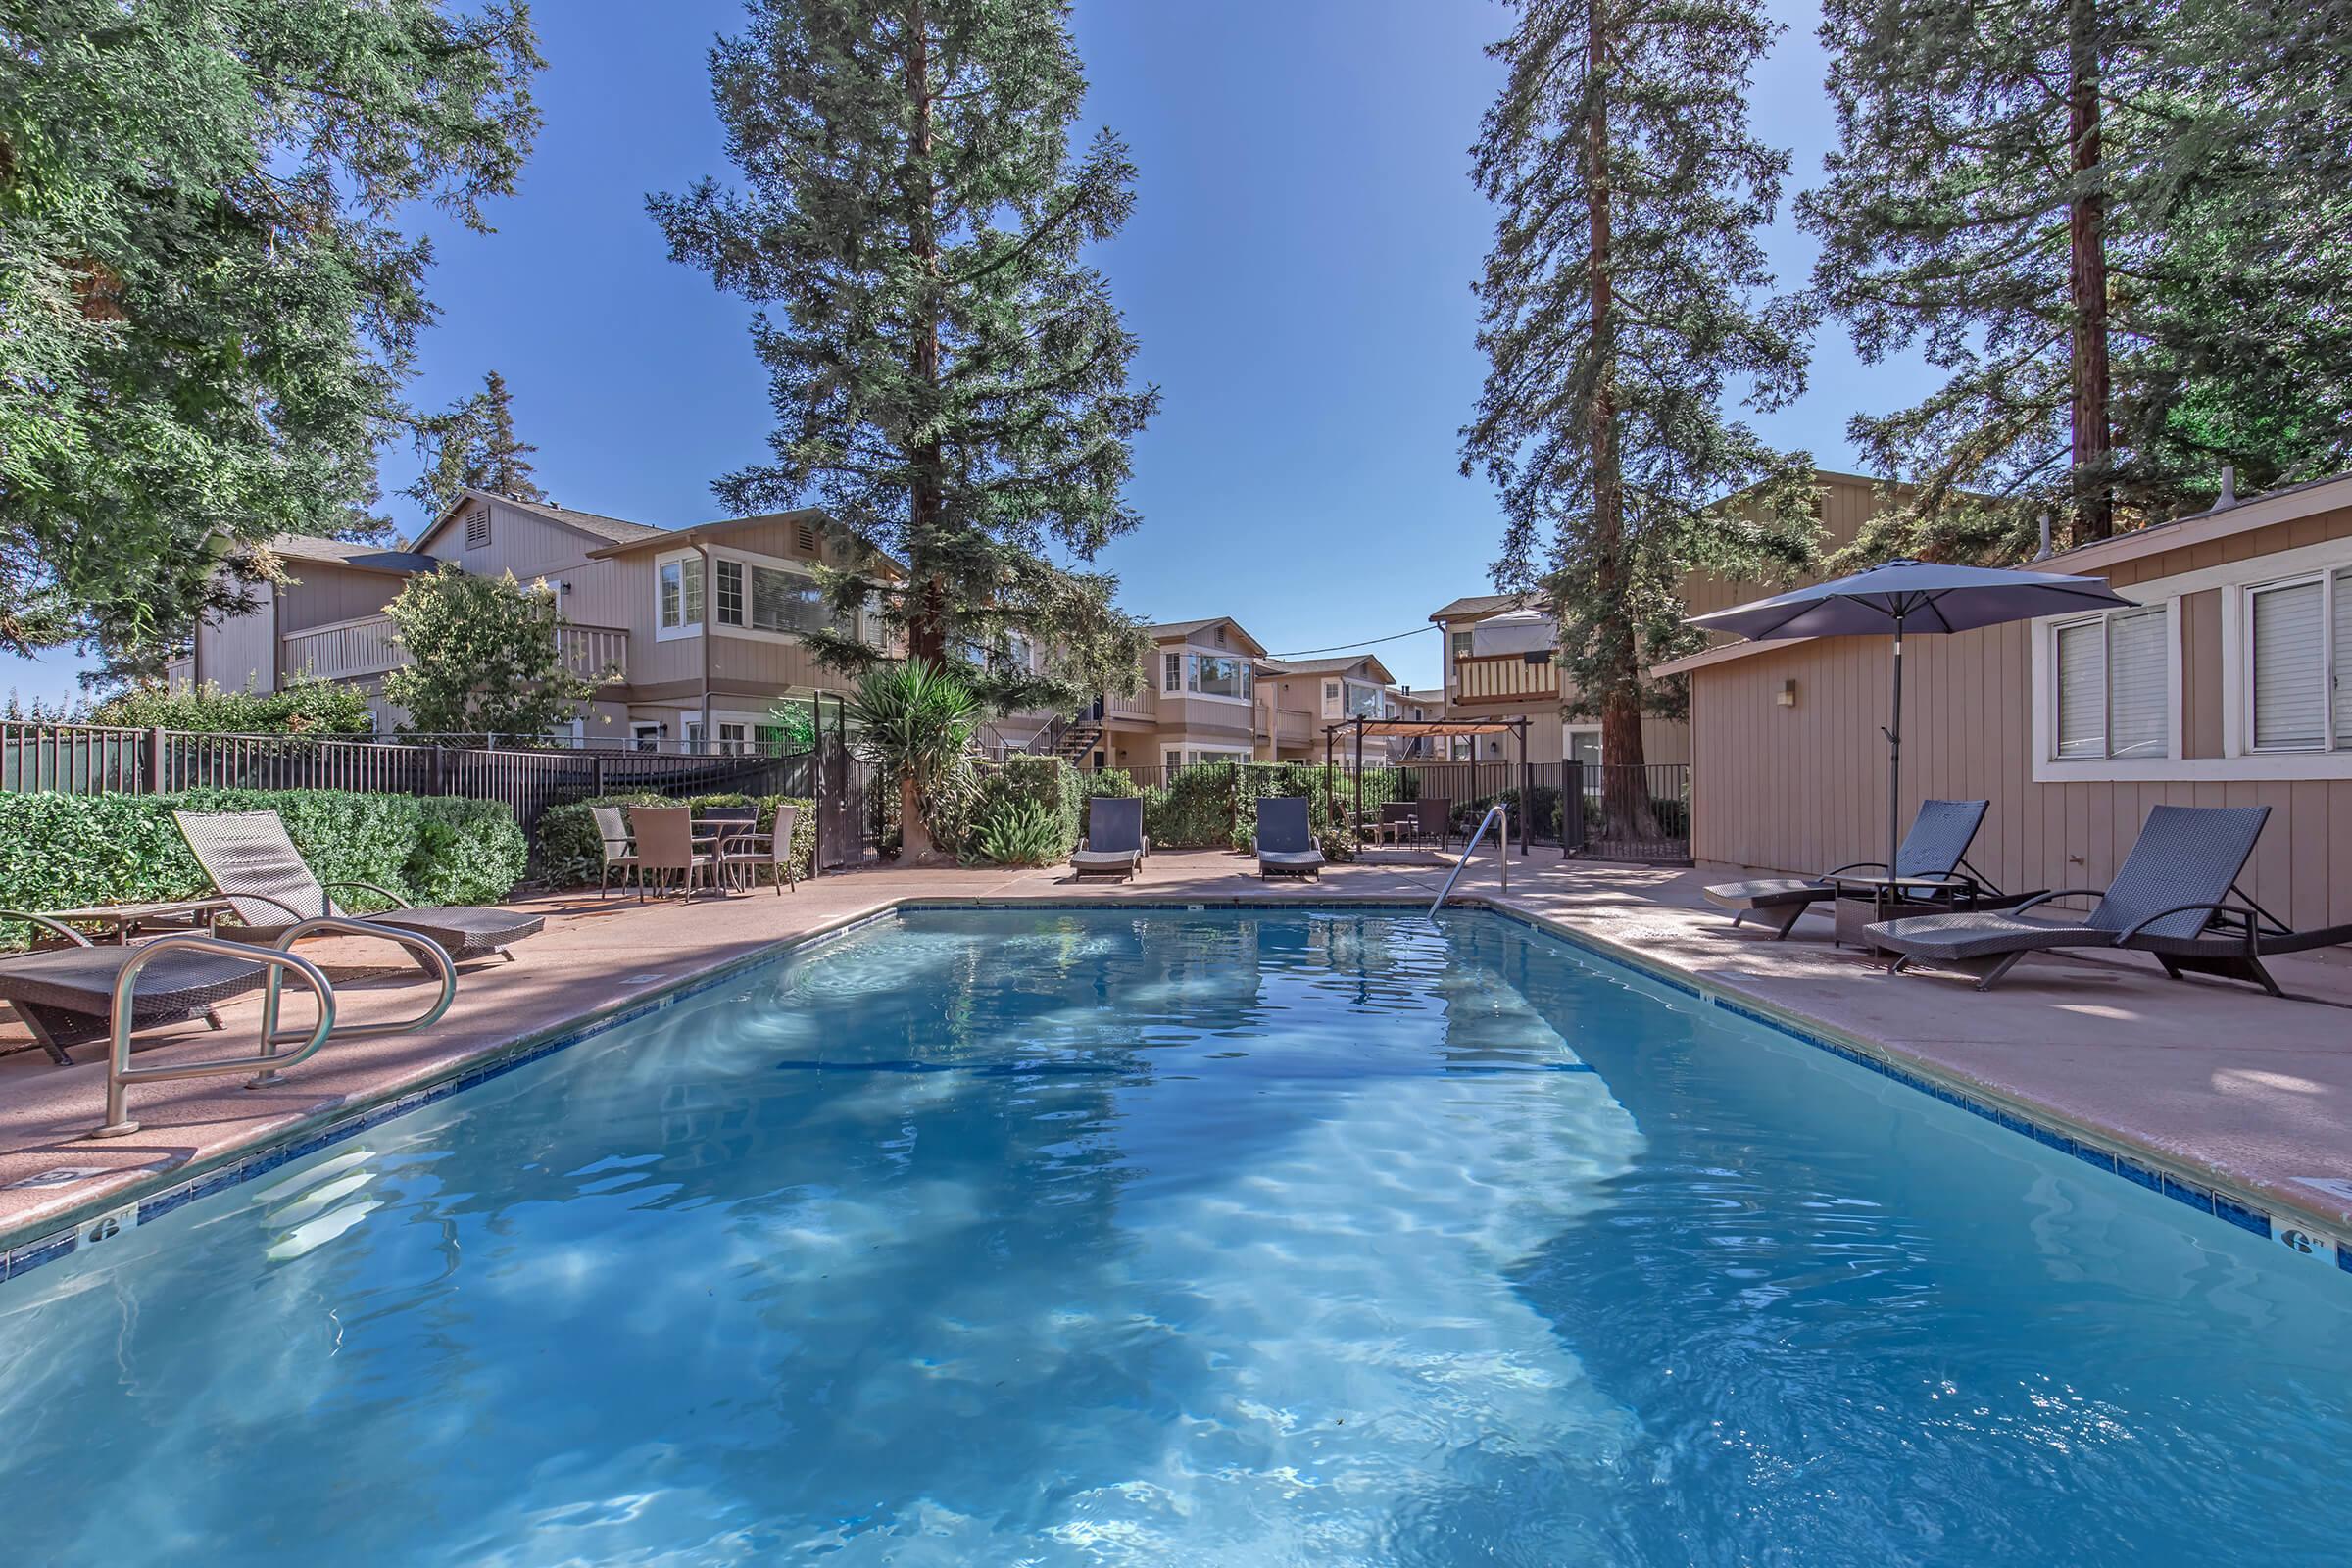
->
1428, 803, 1507, 918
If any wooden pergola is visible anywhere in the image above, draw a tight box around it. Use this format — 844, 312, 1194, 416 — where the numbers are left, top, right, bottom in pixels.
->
1323, 715, 1532, 857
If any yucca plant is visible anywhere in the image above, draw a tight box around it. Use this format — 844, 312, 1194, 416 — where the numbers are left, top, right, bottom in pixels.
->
844, 660, 981, 862
973, 798, 1061, 867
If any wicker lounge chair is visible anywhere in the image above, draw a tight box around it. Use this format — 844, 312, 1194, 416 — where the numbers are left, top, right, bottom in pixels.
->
1254, 797, 1326, 880
1868, 805, 2280, 991
175, 809, 543, 967
1071, 797, 1148, 881
1703, 799, 1991, 940
0, 911, 277, 1064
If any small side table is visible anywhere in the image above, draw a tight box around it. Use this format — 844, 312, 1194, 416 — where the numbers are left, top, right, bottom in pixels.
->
1823, 873, 1983, 952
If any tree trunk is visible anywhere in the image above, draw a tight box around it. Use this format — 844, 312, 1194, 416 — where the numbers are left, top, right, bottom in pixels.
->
899, 772, 939, 862
2067, 0, 2113, 542
904, 4, 950, 666
1586, 0, 1649, 844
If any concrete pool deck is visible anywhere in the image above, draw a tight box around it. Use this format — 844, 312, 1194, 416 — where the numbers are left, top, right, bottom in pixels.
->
3, 850, 2349, 1266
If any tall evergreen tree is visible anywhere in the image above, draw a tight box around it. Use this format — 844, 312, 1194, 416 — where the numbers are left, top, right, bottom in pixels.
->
0, 1, 542, 661
404, 369, 544, 521
1464, 0, 1819, 800
650, 0, 1157, 718
1802, 0, 2352, 562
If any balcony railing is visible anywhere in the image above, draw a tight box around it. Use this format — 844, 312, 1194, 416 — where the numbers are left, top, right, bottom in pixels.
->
1104, 687, 1157, 721
280, 613, 627, 686
1451, 651, 1559, 705
1256, 706, 1316, 746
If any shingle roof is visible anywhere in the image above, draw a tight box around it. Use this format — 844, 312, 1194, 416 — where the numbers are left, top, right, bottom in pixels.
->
485, 493, 667, 547
1146, 616, 1267, 655
1257, 653, 1398, 685
261, 535, 441, 575
1428, 591, 1533, 622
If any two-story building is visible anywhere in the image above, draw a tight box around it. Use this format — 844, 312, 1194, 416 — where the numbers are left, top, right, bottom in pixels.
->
171, 489, 891, 748
1428, 469, 1894, 770
1253, 654, 1401, 761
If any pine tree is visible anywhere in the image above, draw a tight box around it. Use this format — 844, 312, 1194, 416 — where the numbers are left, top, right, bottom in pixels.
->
0, 1, 542, 661
1464, 0, 1819, 810
1802, 0, 2352, 562
649, 0, 1157, 717
404, 369, 545, 520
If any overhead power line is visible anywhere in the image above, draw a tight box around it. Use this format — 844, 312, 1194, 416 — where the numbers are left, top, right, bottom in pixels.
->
1267, 624, 1436, 659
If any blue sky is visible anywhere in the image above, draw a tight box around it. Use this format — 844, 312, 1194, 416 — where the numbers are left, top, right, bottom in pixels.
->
4, 0, 1927, 706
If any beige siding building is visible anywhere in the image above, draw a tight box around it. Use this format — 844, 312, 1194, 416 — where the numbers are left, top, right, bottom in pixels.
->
176, 490, 887, 747
1656, 472, 2352, 947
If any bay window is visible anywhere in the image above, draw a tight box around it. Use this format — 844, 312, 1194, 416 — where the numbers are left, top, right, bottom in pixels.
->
1193, 654, 1251, 700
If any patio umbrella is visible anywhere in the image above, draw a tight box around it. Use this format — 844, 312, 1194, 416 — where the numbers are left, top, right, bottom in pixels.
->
1685, 559, 2134, 879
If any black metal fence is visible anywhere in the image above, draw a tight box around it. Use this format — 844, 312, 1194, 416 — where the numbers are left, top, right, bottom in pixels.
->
0, 721, 820, 869
1562, 761, 1691, 863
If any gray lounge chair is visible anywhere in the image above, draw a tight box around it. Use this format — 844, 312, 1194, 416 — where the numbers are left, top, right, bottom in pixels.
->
1071, 797, 1148, 881
1869, 805, 2273, 991
0, 911, 276, 1064
1254, 797, 1326, 880
176, 809, 544, 967
1703, 798, 1991, 940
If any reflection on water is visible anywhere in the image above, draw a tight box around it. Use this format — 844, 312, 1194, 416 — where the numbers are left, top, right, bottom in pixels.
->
0, 910, 2346, 1566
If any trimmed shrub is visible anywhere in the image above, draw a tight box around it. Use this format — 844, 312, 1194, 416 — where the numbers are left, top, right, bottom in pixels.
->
0, 788, 525, 947
534, 794, 817, 889
90, 672, 376, 735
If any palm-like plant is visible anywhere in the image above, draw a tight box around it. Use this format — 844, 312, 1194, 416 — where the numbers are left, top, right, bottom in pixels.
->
844, 660, 981, 862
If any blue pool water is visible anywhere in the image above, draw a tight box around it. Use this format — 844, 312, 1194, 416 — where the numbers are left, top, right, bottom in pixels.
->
1, 908, 2347, 1564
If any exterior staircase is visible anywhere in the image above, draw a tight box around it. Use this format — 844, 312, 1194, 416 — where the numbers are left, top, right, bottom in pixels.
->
1054, 719, 1102, 763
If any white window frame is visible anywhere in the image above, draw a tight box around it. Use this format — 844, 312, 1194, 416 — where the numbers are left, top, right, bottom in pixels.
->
654, 549, 703, 641
2046, 604, 2172, 763
629, 720, 662, 753
704, 546, 848, 646
2029, 533, 2352, 781
2239, 568, 2346, 756
1162, 652, 1184, 694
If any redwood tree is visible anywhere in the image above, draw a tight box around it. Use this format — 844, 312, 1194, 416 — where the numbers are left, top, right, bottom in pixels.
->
1464, 0, 1818, 816
650, 0, 1156, 715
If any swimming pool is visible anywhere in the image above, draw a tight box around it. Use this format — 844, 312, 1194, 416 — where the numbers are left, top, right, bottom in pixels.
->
1, 906, 2345, 1564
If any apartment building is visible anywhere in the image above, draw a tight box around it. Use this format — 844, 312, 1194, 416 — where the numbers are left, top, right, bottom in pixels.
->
1252, 654, 1401, 760
1428, 469, 1893, 769
170, 489, 890, 748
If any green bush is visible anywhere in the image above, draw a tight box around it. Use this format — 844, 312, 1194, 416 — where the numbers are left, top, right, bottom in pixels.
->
0, 788, 525, 948
534, 793, 817, 889
1455, 785, 1565, 841
973, 797, 1063, 866
90, 672, 376, 735
966, 754, 1082, 862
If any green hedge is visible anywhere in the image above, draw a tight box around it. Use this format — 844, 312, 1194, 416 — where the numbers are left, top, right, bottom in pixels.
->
535, 794, 817, 888
0, 788, 526, 948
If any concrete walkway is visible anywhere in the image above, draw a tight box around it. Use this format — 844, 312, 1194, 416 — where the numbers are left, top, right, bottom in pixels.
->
2, 850, 2347, 1261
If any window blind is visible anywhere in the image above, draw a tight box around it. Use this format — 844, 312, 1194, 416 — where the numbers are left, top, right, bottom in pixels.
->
2054, 620, 2106, 758
2250, 581, 2326, 749
2334, 570, 2352, 749
2105, 609, 2168, 758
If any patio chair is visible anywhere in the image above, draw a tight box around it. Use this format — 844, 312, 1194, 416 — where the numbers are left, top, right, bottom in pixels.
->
1254, 797, 1326, 880
1414, 797, 1452, 850
1867, 805, 2274, 991
1071, 797, 1148, 881
1702, 798, 1990, 941
175, 809, 543, 969
716, 804, 802, 895
629, 806, 718, 901
591, 805, 638, 899
697, 805, 760, 892
1371, 802, 1418, 848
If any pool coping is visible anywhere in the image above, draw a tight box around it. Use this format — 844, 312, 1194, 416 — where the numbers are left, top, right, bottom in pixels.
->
6, 893, 2347, 1288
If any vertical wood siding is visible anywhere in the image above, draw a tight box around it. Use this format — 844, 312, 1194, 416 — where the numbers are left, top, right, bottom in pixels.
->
1688, 511, 2352, 937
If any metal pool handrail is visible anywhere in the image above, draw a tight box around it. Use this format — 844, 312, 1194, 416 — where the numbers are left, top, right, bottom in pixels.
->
1429, 803, 1508, 918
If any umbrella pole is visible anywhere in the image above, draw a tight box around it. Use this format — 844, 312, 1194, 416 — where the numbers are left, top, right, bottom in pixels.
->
1886, 612, 1904, 879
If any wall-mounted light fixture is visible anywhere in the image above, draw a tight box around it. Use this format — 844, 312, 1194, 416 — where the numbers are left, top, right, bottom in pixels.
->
1777, 679, 1798, 708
